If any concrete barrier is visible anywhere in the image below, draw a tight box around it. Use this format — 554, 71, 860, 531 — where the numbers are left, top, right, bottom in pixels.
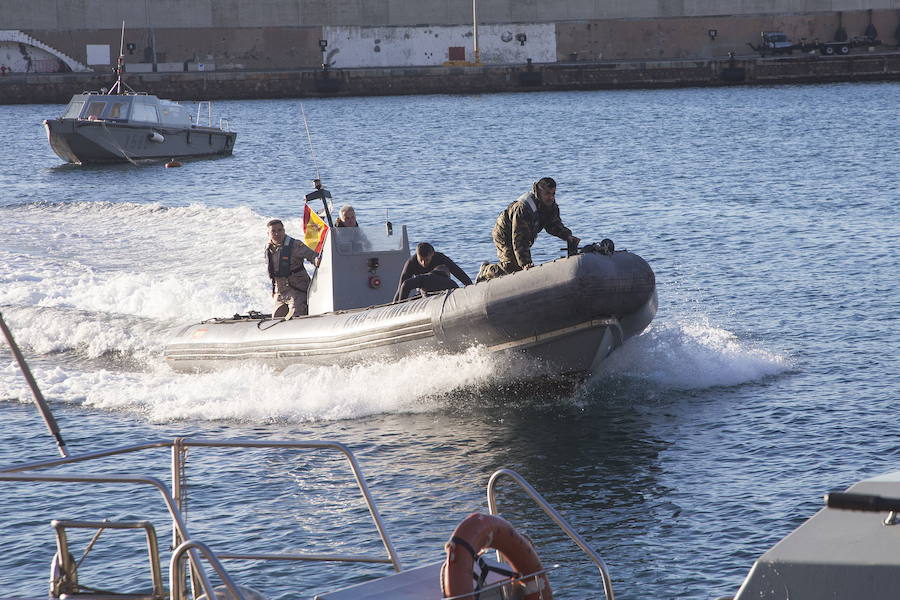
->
2, 52, 899, 105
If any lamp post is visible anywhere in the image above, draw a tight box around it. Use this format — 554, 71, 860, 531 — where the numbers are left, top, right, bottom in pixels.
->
472, 0, 480, 64
145, 0, 157, 72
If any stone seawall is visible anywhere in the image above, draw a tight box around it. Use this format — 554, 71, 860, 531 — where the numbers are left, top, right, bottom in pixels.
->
2, 53, 899, 105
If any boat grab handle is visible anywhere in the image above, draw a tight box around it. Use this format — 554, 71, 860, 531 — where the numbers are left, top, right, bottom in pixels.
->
487, 468, 615, 600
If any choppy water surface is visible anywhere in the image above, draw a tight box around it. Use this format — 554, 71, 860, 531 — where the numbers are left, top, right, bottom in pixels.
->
1, 83, 898, 599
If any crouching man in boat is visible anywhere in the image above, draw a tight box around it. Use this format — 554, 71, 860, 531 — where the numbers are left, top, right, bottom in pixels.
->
393, 242, 473, 302
265, 219, 319, 320
476, 177, 580, 282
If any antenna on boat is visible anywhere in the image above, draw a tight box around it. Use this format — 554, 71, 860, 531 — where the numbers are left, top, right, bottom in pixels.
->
300, 103, 335, 227
0, 312, 69, 458
300, 103, 320, 182
108, 21, 133, 95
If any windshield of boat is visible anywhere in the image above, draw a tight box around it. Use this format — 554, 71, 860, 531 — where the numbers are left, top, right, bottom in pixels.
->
62, 101, 85, 119
105, 100, 130, 120
131, 102, 160, 124
84, 100, 106, 119
332, 225, 406, 255
158, 100, 191, 126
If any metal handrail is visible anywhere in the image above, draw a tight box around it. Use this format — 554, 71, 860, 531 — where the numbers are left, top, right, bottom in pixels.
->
170, 540, 245, 600
1, 438, 403, 591
0, 440, 174, 473
176, 438, 402, 572
486, 468, 615, 600
0, 471, 209, 600
51, 519, 165, 598
195, 101, 212, 128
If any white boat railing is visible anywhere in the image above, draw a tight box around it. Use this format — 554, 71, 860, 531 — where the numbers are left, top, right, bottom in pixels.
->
195, 101, 212, 127
193, 102, 231, 131
487, 468, 616, 600
0, 438, 402, 600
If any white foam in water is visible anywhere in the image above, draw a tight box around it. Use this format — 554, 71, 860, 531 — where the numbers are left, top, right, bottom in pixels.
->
594, 317, 790, 389
1, 306, 155, 359
1, 202, 308, 365
0, 201, 511, 423
1, 202, 280, 323
1, 200, 791, 417
0, 347, 502, 423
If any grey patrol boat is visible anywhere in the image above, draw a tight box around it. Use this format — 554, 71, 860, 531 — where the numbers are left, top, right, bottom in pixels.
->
43, 24, 236, 165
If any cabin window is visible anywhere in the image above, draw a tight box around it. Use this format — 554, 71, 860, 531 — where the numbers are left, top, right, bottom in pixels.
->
85, 101, 106, 119
333, 227, 406, 255
104, 102, 129, 120
131, 103, 160, 123
62, 101, 85, 119
157, 102, 191, 126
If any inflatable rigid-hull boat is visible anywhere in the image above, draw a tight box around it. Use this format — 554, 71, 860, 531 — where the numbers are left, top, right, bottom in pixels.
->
163, 250, 657, 374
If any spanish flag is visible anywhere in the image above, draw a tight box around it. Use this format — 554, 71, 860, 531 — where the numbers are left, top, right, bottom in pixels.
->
303, 203, 329, 253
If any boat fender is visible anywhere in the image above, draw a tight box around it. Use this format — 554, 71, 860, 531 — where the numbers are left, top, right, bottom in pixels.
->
440, 512, 552, 600
148, 131, 165, 143
368, 275, 381, 289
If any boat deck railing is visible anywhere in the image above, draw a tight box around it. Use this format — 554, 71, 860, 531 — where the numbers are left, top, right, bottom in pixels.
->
0, 438, 401, 600
193, 101, 231, 132
1, 440, 612, 600
487, 468, 615, 600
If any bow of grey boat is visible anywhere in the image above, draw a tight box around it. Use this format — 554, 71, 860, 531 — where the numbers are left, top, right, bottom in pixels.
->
729, 470, 900, 600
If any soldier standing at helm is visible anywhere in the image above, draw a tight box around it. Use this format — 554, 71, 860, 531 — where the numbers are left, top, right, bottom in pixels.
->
265, 219, 319, 320
477, 177, 580, 282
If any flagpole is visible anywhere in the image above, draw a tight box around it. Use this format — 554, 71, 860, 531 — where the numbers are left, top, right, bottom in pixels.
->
0, 312, 69, 457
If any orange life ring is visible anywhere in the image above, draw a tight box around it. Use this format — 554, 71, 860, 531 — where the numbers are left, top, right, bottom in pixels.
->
440, 512, 552, 600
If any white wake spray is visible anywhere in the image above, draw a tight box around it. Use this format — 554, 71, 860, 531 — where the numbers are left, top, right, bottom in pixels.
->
594, 318, 790, 388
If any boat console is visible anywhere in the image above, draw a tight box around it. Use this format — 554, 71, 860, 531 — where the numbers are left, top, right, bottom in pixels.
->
308, 223, 410, 315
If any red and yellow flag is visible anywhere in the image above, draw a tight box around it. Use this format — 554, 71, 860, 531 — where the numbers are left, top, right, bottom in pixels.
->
302, 203, 329, 253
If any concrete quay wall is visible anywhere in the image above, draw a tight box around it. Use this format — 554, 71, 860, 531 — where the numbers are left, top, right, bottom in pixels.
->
0, 4, 898, 72
3, 53, 899, 106
3, 0, 899, 29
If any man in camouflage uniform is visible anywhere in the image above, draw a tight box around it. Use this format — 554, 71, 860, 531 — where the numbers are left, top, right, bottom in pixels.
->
265, 219, 319, 319
476, 177, 580, 282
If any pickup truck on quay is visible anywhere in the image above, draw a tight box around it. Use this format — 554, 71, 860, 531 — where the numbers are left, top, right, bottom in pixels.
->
748, 31, 881, 57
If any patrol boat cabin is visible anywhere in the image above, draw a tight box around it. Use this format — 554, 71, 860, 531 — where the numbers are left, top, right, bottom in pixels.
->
44, 92, 236, 164
43, 23, 236, 165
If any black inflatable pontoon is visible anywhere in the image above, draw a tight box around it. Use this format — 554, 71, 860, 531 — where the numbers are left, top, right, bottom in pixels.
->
163, 218, 656, 375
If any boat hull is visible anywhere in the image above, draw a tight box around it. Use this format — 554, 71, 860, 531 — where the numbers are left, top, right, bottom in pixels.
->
43, 118, 236, 164
163, 251, 657, 375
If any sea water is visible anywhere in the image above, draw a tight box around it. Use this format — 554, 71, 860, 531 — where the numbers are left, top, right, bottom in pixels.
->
0, 82, 898, 599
